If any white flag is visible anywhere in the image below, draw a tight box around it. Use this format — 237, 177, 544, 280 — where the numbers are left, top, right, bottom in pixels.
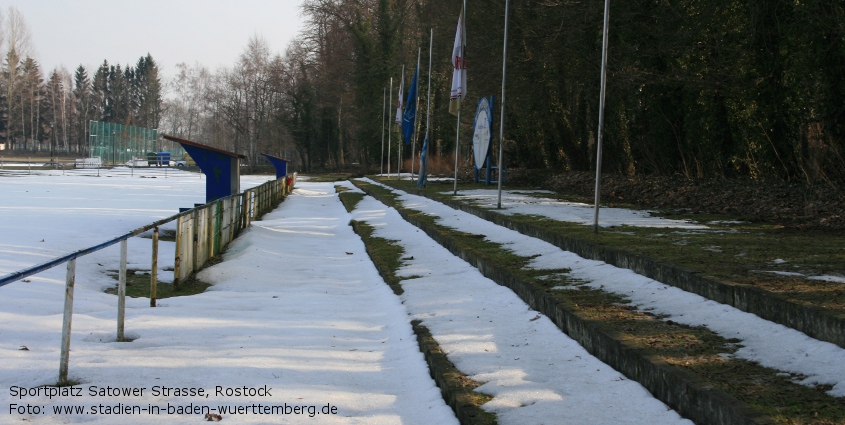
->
449, 6, 466, 116
395, 76, 404, 125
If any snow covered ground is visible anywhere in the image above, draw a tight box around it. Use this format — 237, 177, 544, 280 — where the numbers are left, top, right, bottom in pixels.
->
1, 171, 694, 424
0, 167, 271, 290
364, 178, 845, 398
444, 188, 706, 229
1, 171, 454, 424
345, 182, 693, 424
1, 171, 841, 424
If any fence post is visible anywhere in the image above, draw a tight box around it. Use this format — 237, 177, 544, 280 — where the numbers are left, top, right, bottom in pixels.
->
229, 197, 236, 243
192, 210, 199, 273
150, 227, 158, 307
58, 259, 76, 385
174, 215, 182, 286
117, 240, 127, 340
207, 204, 214, 258
241, 193, 249, 230
245, 192, 251, 227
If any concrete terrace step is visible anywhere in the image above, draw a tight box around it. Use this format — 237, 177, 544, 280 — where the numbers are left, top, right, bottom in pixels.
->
373, 180, 845, 351
353, 179, 790, 425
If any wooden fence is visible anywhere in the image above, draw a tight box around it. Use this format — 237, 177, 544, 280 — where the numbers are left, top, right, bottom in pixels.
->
173, 175, 294, 284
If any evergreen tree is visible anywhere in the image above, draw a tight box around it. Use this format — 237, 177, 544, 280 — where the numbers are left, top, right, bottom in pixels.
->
21, 57, 42, 150
105, 64, 129, 124
43, 69, 64, 156
73, 65, 92, 153
136, 54, 162, 128
92, 61, 109, 122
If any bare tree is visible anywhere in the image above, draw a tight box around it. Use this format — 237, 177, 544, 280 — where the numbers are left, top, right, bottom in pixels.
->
1, 6, 34, 150
165, 62, 213, 140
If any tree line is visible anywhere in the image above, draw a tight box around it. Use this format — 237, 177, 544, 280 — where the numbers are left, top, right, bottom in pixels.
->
0, 8, 162, 157
268, 0, 845, 182
5, 1, 843, 183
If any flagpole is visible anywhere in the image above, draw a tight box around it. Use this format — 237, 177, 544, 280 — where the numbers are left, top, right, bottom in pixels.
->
411, 48, 421, 180
381, 86, 386, 175
453, 0, 466, 196
388, 77, 393, 178
496, 0, 510, 209
398, 65, 405, 180
419, 28, 433, 188
453, 110, 461, 193
593, 0, 611, 233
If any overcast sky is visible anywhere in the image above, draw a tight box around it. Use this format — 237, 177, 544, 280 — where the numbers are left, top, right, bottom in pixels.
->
0, 0, 305, 80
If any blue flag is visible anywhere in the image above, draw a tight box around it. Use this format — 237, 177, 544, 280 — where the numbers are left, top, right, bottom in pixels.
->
402, 66, 419, 144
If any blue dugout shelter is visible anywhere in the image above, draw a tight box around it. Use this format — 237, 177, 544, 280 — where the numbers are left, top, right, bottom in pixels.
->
261, 153, 290, 179
162, 135, 246, 203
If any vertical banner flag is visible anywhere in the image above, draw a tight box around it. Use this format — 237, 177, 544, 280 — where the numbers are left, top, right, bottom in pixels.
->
449, 6, 467, 116
402, 66, 419, 144
395, 75, 404, 125
472, 97, 493, 170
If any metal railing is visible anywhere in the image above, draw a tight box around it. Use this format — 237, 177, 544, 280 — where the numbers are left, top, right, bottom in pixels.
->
0, 174, 296, 385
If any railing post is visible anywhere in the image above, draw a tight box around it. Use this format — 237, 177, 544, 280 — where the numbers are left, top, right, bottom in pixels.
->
117, 240, 127, 340
150, 227, 158, 307
59, 259, 76, 385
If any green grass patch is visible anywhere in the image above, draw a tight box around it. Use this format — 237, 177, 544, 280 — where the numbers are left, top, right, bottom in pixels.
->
139, 229, 176, 242
352, 179, 403, 208
413, 320, 497, 425
105, 269, 211, 299
348, 221, 405, 295
335, 186, 364, 212
357, 178, 845, 425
